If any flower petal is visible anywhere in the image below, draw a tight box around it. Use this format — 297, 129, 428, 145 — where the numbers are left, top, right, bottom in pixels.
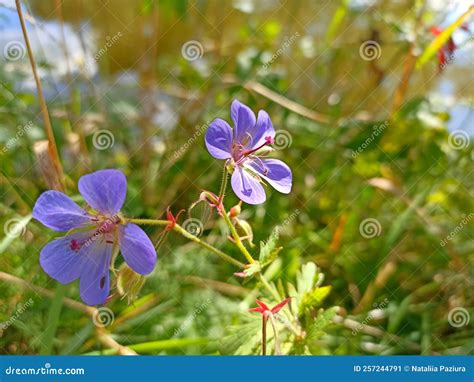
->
39, 231, 93, 285
78, 169, 126, 215
119, 224, 157, 275
249, 110, 276, 149
231, 99, 256, 146
271, 297, 290, 314
205, 118, 233, 159
231, 167, 266, 205
247, 158, 292, 194
248, 307, 266, 314
79, 240, 113, 305
33, 191, 91, 231
255, 299, 270, 311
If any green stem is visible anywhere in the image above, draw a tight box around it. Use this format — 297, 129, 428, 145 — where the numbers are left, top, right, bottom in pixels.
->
256, 273, 281, 302
216, 170, 300, 335
173, 224, 244, 268
125, 218, 245, 269
127, 218, 300, 335
269, 314, 281, 355
217, 167, 254, 263
218, 164, 229, 200
125, 218, 169, 226
221, 205, 255, 264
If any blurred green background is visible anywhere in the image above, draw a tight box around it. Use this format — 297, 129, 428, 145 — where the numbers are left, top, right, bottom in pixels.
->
0, 0, 473, 355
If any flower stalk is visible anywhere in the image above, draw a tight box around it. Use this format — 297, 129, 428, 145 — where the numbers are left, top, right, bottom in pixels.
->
125, 218, 245, 269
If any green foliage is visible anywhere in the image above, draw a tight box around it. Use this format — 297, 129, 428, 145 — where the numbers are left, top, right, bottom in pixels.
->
219, 319, 262, 355
258, 228, 282, 267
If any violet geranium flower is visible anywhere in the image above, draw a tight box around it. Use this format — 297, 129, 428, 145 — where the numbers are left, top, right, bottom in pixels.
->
32, 169, 156, 305
205, 100, 292, 204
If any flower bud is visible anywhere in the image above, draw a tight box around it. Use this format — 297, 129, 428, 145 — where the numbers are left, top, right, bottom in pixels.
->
116, 263, 146, 304
235, 219, 254, 245
199, 191, 220, 206
229, 202, 241, 219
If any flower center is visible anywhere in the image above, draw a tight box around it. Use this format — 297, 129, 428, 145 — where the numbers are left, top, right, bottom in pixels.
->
69, 215, 120, 252
232, 135, 273, 163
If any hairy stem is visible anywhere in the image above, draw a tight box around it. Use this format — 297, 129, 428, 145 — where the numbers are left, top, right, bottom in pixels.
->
261, 316, 267, 356
174, 224, 245, 268
125, 218, 245, 269
268, 314, 281, 355
125, 218, 169, 226
221, 205, 255, 264
218, 164, 229, 200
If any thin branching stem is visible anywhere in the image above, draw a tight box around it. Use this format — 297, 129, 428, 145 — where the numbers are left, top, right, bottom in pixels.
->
268, 314, 281, 355
125, 218, 245, 269
15, 0, 65, 190
218, 163, 229, 200
221, 206, 255, 264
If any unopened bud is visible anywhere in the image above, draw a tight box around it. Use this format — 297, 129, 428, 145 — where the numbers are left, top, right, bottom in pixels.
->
235, 219, 254, 245
199, 191, 220, 206
116, 263, 146, 304
229, 203, 241, 218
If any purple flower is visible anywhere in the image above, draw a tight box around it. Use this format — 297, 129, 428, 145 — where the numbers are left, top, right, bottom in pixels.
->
205, 100, 292, 204
32, 169, 156, 306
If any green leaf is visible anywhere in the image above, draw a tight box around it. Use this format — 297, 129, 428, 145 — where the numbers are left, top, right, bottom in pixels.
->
219, 319, 262, 355
244, 262, 261, 277
296, 262, 318, 297
382, 190, 428, 255
259, 228, 281, 267
86, 337, 211, 355
301, 286, 332, 313
325, 0, 349, 43
61, 323, 94, 355
416, 5, 473, 69
306, 307, 338, 342
130, 337, 210, 353
40, 283, 66, 354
